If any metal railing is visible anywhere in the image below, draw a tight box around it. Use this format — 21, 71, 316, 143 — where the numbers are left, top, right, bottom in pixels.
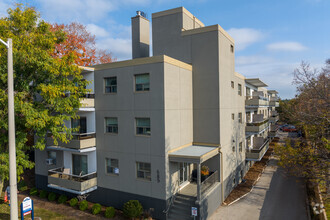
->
247, 138, 270, 153
163, 180, 180, 215
48, 167, 97, 182
201, 170, 219, 195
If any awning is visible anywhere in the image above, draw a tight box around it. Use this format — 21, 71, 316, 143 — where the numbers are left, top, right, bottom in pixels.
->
169, 145, 219, 163
267, 90, 278, 94
245, 78, 268, 87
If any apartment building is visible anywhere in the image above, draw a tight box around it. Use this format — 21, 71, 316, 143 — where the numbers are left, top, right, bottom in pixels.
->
34, 7, 279, 220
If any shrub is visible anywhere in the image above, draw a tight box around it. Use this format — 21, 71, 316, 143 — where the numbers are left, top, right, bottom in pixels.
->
18, 180, 27, 189
91, 203, 102, 215
105, 206, 116, 218
29, 187, 38, 196
39, 190, 48, 199
48, 192, 57, 201
69, 198, 78, 207
58, 195, 68, 204
79, 200, 88, 211
19, 186, 28, 192
123, 200, 143, 218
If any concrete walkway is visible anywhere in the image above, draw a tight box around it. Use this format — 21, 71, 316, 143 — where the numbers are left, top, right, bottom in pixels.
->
209, 158, 308, 220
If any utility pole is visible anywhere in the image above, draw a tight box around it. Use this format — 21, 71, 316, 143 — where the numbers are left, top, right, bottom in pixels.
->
0, 38, 18, 220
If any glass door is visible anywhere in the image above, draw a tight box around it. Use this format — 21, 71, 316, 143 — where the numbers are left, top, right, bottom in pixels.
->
72, 154, 88, 176
179, 162, 190, 185
71, 117, 87, 133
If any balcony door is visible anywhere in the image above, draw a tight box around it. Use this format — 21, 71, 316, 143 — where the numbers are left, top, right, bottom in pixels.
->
72, 154, 88, 176
179, 162, 190, 186
72, 117, 87, 133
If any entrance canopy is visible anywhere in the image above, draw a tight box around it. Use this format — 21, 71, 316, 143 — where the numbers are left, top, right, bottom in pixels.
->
169, 145, 219, 163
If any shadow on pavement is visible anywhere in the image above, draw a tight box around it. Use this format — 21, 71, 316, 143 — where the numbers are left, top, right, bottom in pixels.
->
259, 167, 308, 220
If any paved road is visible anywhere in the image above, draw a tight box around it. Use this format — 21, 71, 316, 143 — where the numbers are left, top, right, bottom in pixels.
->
209, 158, 308, 220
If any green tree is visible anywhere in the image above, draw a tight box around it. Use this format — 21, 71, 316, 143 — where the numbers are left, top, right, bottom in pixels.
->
275, 59, 330, 192
0, 5, 88, 190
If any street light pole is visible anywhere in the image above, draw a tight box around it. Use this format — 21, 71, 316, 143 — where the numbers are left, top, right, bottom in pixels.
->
0, 38, 18, 220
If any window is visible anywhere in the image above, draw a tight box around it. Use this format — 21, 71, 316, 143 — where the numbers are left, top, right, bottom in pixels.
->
47, 151, 56, 165
105, 77, 117, 93
136, 118, 150, 135
106, 158, 119, 175
238, 113, 242, 123
232, 145, 235, 152
231, 81, 234, 88
135, 74, 149, 92
238, 84, 242, 96
230, 45, 234, 53
232, 113, 235, 120
239, 142, 242, 152
105, 117, 118, 134
136, 162, 151, 181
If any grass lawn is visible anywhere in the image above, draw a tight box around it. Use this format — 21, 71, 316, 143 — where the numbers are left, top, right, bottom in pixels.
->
0, 197, 74, 220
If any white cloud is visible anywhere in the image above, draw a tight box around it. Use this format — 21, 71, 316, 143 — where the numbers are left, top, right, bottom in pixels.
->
0, 0, 11, 18
97, 38, 131, 61
267, 42, 307, 52
227, 28, 264, 51
86, 24, 109, 38
236, 56, 274, 66
236, 56, 299, 99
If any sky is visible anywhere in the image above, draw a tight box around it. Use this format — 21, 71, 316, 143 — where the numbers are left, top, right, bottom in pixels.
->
1, 0, 329, 99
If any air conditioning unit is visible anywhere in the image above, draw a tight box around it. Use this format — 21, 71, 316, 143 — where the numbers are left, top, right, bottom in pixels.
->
46, 158, 54, 165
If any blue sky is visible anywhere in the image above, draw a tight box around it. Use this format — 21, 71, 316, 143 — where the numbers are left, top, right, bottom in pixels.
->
1, 0, 329, 99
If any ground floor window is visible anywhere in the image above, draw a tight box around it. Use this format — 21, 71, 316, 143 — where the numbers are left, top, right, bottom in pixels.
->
106, 158, 119, 175
136, 162, 151, 181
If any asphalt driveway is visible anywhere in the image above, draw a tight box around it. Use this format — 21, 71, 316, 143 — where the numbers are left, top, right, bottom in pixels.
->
209, 157, 308, 220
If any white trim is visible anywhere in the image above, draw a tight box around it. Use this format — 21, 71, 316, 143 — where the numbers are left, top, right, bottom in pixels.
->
46, 146, 96, 153
79, 107, 95, 112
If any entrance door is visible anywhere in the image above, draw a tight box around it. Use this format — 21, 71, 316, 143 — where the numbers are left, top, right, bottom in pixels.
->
179, 162, 190, 185
72, 154, 88, 176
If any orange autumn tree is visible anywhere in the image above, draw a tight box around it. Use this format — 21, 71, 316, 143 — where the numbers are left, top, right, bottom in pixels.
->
51, 22, 115, 66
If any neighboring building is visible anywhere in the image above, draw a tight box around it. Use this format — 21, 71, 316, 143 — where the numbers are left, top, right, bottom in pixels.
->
35, 7, 280, 220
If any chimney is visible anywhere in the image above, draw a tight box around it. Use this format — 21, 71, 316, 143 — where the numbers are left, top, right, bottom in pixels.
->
131, 11, 150, 59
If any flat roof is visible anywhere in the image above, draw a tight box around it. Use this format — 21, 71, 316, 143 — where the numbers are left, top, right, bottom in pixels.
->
152, 7, 205, 27
169, 145, 219, 163
267, 90, 278, 94
91, 55, 192, 71
245, 78, 268, 87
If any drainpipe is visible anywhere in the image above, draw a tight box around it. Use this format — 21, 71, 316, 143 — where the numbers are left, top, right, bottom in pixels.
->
219, 148, 224, 202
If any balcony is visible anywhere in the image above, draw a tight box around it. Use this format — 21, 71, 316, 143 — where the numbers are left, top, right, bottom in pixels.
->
246, 137, 270, 161
269, 97, 279, 107
47, 132, 96, 150
246, 114, 269, 133
245, 91, 269, 107
269, 125, 278, 137
48, 167, 97, 194
80, 93, 95, 108
269, 111, 279, 123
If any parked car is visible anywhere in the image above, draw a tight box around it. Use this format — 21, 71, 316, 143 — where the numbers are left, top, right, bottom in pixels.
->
282, 125, 297, 132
